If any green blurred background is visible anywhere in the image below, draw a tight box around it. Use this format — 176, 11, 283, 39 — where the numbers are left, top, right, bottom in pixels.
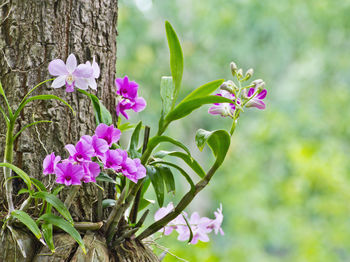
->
117, 0, 350, 261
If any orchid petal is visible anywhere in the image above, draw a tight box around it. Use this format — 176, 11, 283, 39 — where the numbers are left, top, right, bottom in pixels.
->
48, 59, 68, 76
74, 64, 93, 78
65, 144, 77, 156
87, 78, 97, 90
257, 89, 267, 99
66, 54, 77, 74
247, 88, 255, 97
132, 97, 146, 112
92, 57, 100, 78
75, 78, 89, 90
51, 75, 66, 88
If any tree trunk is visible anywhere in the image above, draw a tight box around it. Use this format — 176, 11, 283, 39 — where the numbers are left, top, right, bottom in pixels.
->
0, 1, 159, 261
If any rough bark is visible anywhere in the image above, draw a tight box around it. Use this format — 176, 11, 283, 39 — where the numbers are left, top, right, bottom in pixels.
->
0, 0, 118, 219
0, 1, 159, 261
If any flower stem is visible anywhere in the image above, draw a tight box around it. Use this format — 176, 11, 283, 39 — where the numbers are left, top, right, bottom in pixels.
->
136, 161, 221, 241
129, 126, 150, 224
64, 185, 80, 209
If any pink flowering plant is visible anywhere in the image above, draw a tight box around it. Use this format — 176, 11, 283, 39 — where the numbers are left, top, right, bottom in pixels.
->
0, 21, 266, 255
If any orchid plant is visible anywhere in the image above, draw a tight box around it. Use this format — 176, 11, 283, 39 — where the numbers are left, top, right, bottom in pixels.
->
0, 21, 266, 257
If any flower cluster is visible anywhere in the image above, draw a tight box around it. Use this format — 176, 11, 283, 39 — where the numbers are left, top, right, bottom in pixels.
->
154, 202, 224, 244
115, 76, 146, 119
208, 63, 267, 118
208, 89, 240, 118
42, 123, 146, 186
48, 54, 100, 92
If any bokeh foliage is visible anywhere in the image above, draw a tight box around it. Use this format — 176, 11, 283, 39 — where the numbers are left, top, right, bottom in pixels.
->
117, 0, 350, 261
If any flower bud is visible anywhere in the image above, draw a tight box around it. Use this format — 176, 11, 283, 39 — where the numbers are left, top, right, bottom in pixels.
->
251, 79, 264, 87
237, 68, 243, 79
241, 88, 248, 99
245, 68, 254, 80
227, 80, 239, 92
257, 81, 266, 92
219, 82, 233, 93
230, 62, 237, 76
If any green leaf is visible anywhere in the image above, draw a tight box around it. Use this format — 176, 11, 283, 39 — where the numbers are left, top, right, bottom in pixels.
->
140, 177, 151, 198
13, 120, 52, 141
0, 80, 13, 117
160, 76, 175, 117
96, 173, 116, 184
0, 80, 6, 97
52, 185, 64, 196
30, 178, 47, 192
195, 129, 231, 167
11, 210, 42, 240
17, 188, 30, 195
154, 150, 205, 178
165, 21, 184, 107
20, 78, 55, 105
138, 198, 155, 211
156, 165, 175, 193
14, 95, 74, 120
32, 192, 73, 224
46, 186, 64, 214
87, 91, 102, 124
78, 90, 112, 125
141, 135, 191, 164
118, 122, 135, 132
150, 161, 195, 190
99, 102, 112, 125
102, 199, 116, 209
38, 214, 86, 254
0, 106, 9, 125
0, 163, 31, 189
164, 95, 235, 125
129, 121, 142, 158
158, 76, 175, 132
181, 79, 224, 102
146, 165, 164, 207
42, 223, 55, 252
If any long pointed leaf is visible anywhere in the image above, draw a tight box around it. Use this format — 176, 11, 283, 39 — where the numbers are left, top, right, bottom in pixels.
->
20, 78, 55, 105
181, 79, 224, 102
33, 192, 73, 224
37, 214, 86, 254
160, 76, 175, 117
0, 163, 31, 189
159, 95, 235, 134
158, 76, 175, 131
129, 121, 142, 158
13, 120, 52, 141
0, 106, 9, 124
195, 129, 231, 167
11, 210, 42, 240
42, 223, 55, 252
78, 89, 112, 125
30, 178, 47, 192
165, 21, 184, 108
150, 160, 195, 190
165, 95, 235, 123
96, 172, 117, 184
154, 150, 205, 178
146, 165, 164, 207
156, 165, 175, 193
141, 135, 191, 165
0, 80, 13, 117
14, 95, 74, 120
